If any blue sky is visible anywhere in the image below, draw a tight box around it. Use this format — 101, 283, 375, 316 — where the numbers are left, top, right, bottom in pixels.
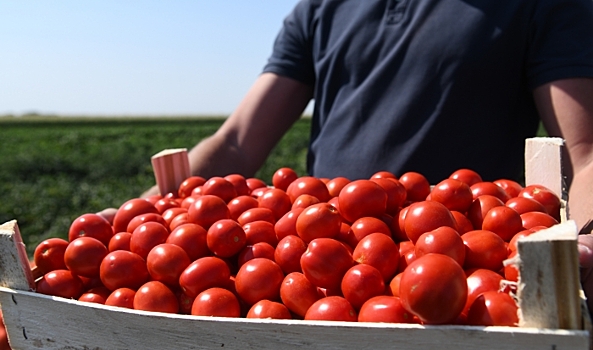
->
0, 1, 307, 116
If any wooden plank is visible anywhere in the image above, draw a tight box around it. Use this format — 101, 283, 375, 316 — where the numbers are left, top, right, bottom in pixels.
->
524, 137, 565, 199
151, 148, 191, 196
516, 220, 582, 330
0, 220, 35, 292
0, 287, 589, 350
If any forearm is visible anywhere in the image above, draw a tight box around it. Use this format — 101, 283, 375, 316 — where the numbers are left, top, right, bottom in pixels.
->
568, 162, 593, 232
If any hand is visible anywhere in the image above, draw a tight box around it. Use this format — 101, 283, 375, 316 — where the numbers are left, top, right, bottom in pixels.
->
578, 228, 593, 315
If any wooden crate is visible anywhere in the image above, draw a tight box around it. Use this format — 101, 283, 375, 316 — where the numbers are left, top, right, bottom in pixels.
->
0, 138, 590, 350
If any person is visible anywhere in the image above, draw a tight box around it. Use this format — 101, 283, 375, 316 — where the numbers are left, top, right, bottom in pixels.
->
108, 0, 593, 311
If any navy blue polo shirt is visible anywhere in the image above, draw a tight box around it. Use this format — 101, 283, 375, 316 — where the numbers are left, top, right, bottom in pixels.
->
263, 0, 593, 183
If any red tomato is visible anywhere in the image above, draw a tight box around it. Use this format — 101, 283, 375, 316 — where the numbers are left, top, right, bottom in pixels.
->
461, 230, 508, 271
272, 167, 299, 191
224, 173, 251, 197
274, 208, 304, 241
470, 182, 511, 203
112, 198, 159, 234
467, 195, 505, 230
78, 286, 111, 304
207, 219, 246, 258
338, 179, 388, 223
133, 281, 179, 313
246, 300, 292, 319
68, 213, 113, 246
280, 272, 321, 317
258, 188, 292, 221
227, 195, 259, 221
105, 287, 136, 309
387, 273, 403, 297
108, 232, 132, 252
370, 170, 397, 180
304, 296, 358, 322
358, 295, 417, 323
274, 235, 307, 274
370, 178, 407, 216
505, 197, 547, 215
300, 238, 354, 290
0, 310, 10, 350
126, 213, 167, 234
201, 176, 237, 203
291, 194, 321, 210
466, 290, 519, 327
508, 227, 544, 252
398, 172, 431, 203
236, 242, 276, 267
399, 253, 467, 324
237, 207, 276, 226
166, 223, 209, 261
286, 176, 331, 203
246, 178, 268, 192
36, 270, 84, 299
326, 177, 351, 198
341, 264, 386, 310
352, 232, 400, 281
397, 240, 416, 273
295, 203, 341, 243
153, 198, 180, 214
503, 250, 519, 282
481, 206, 523, 242
235, 258, 284, 305
493, 179, 523, 198
162, 207, 187, 227
64, 237, 109, 278
187, 195, 231, 229
178, 176, 206, 198
518, 184, 561, 221
404, 201, 456, 244
179, 256, 230, 298
146, 243, 191, 288
130, 221, 170, 260
451, 211, 474, 235
99, 250, 149, 291
243, 220, 278, 247
449, 168, 483, 187
414, 226, 465, 266
349, 216, 392, 245
191, 287, 241, 317
520, 211, 559, 229
464, 268, 504, 316
33, 237, 69, 275
430, 178, 473, 213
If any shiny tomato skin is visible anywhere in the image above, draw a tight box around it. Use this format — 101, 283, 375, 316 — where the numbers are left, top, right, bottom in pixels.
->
520, 211, 559, 229
170, 214, 190, 231
449, 169, 483, 187
258, 188, 292, 221
399, 172, 431, 203
207, 219, 247, 258
295, 203, 341, 243
227, 195, 259, 221
246, 178, 268, 193
162, 207, 187, 227
467, 195, 505, 230
130, 221, 170, 260
224, 173, 251, 197
166, 223, 210, 261
79, 287, 110, 304
505, 197, 547, 215
414, 226, 465, 266
518, 184, 561, 221
508, 227, 544, 252
338, 180, 388, 223
304, 296, 358, 322
201, 176, 237, 203
272, 167, 299, 192
68, 213, 113, 246
504, 250, 519, 282
370, 170, 397, 180
100, 250, 149, 291
291, 194, 321, 210
326, 177, 351, 198
274, 208, 304, 241
399, 253, 467, 324
33, 237, 69, 275
286, 176, 331, 203
397, 240, 416, 274
187, 195, 231, 229
237, 207, 276, 226
112, 198, 159, 234
179, 256, 230, 298
191, 287, 241, 318
105, 287, 136, 309
464, 268, 505, 316
126, 213, 167, 234
493, 179, 523, 198
358, 295, 417, 323
451, 211, 474, 235
404, 201, 456, 244
235, 258, 284, 305
350, 216, 392, 244
481, 206, 524, 242
461, 230, 508, 271
430, 178, 473, 213
341, 264, 386, 310
466, 290, 519, 327
108, 232, 132, 252
246, 300, 292, 319
371, 178, 407, 216
280, 272, 321, 317
470, 182, 511, 203
300, 238, 354, 290
64, 237, 109, 278
36, 269, 84, 299
236, 242, 276, 268
275, 235, 307, 274
387, 273, 403, 297
178, 176, 207, 198
243, 220, 278, 247
153, 198, 180, 214
146, 243, 191, 288
352, 232, 400, 282
133, 281, 179, 314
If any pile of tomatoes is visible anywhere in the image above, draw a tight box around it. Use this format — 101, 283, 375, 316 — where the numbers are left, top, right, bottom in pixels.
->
31, 167, 561, 326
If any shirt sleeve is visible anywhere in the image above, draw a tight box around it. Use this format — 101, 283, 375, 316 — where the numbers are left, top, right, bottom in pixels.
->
262, 0, 316, 86
527, 0, 593, 89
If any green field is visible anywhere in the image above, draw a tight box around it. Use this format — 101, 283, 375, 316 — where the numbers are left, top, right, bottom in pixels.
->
0, 116, 311, 256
